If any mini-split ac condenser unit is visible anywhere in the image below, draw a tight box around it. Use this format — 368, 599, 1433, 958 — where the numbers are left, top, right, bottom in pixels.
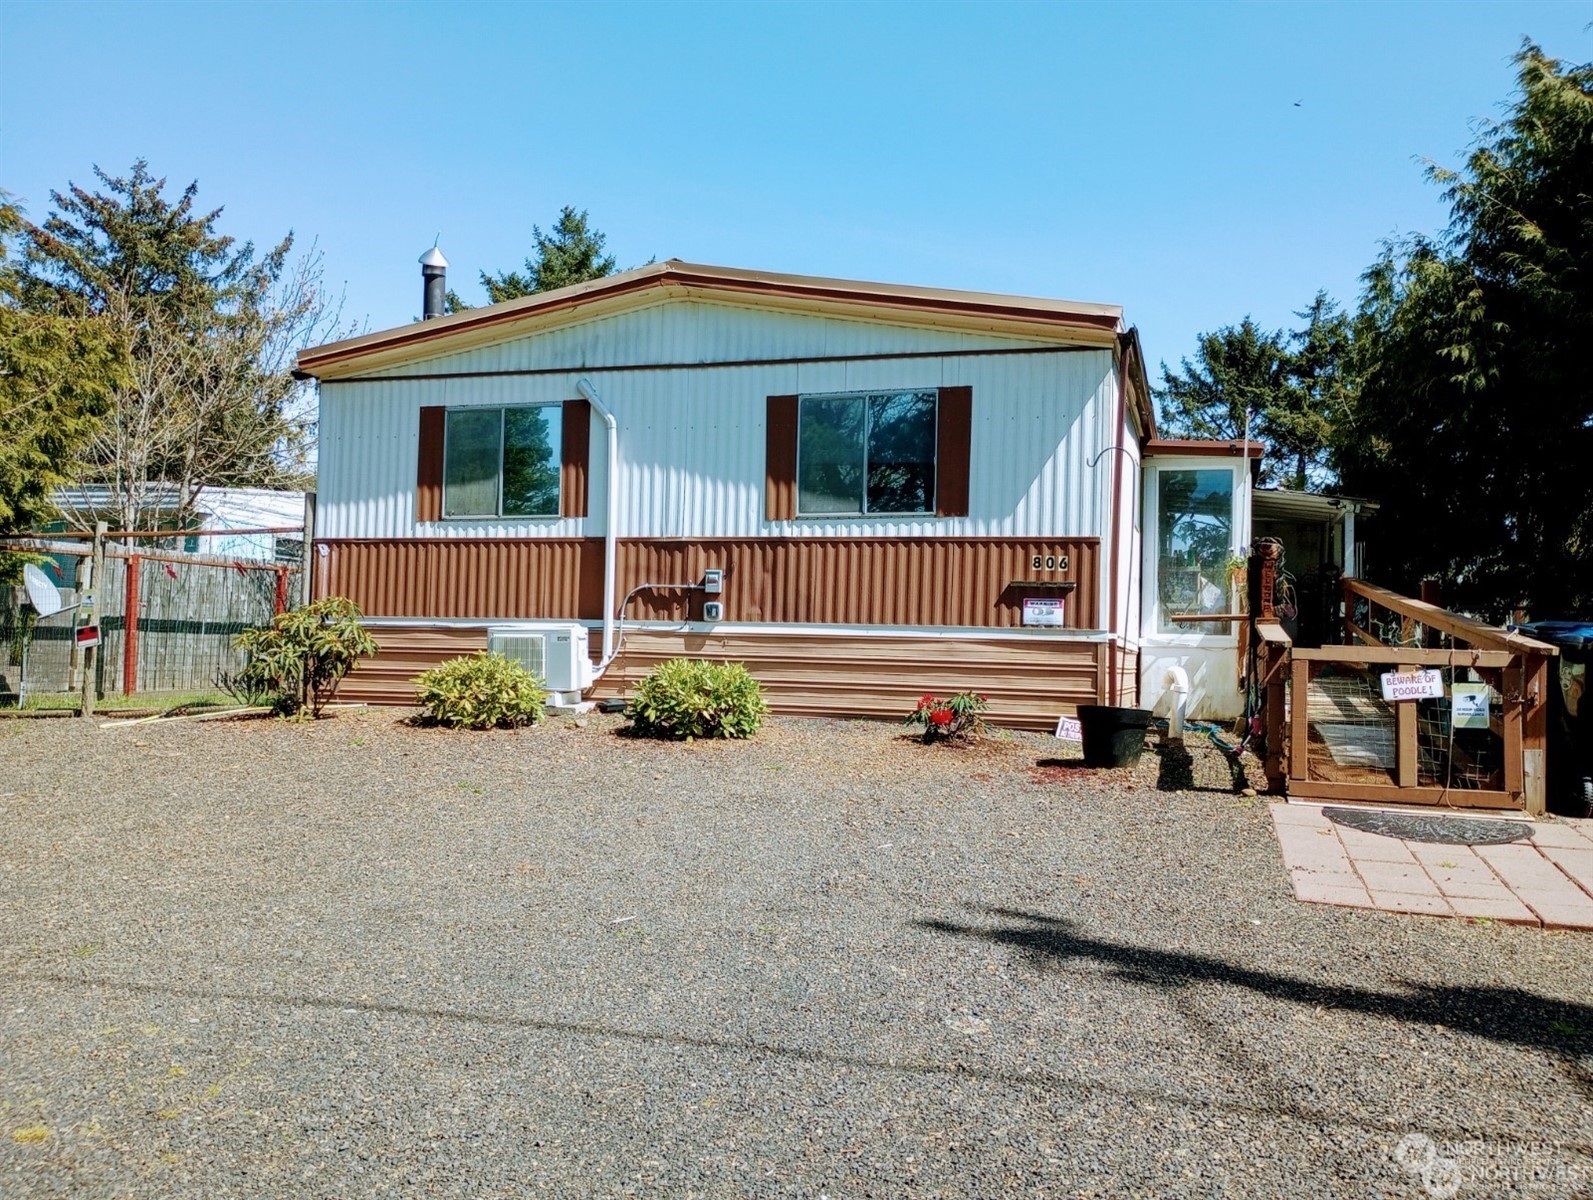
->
487, 623, 594, 703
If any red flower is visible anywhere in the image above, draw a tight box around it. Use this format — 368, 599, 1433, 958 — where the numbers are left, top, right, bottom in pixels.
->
929, 707, 955, 726
918, 694, 938, 710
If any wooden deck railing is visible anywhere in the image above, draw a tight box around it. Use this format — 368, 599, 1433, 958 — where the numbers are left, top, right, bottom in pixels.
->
1275, 578, 1559, 813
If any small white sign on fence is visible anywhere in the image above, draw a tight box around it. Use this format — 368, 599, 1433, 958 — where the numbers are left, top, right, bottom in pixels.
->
1451, 682, 1492, 730
1379, 669, 1444, 702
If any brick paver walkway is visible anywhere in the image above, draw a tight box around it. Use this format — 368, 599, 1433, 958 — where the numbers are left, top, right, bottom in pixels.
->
1271, 803, 1593, 929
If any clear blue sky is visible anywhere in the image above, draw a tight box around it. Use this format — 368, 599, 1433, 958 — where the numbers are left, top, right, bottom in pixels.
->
2, 1, 1589, 373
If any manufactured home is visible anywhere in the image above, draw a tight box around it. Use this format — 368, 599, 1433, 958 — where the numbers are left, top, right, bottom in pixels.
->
297, 257, 1260, 726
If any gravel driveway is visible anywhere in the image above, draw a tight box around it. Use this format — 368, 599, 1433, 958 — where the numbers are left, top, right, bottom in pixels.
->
1, 710, 1590, 1198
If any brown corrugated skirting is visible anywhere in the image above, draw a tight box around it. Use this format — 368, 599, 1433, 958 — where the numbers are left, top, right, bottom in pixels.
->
318, 536, 1100, 630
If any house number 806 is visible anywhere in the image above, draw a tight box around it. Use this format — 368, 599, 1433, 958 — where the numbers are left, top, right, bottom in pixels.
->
1031, 554, 1070, 572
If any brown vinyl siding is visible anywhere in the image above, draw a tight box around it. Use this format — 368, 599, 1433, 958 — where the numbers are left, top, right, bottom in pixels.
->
415, 406, 446, 522
559, 398, 591, 517
935, 385, 972, 517
317, 536, 1101, 630
765, 395, 798, 521
340, 623, 1105, 730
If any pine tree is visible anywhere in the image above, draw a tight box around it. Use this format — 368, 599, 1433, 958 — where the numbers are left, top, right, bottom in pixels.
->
1343, 42, 1593, 617
7, 161, 341, 528
448, 207, 621, 312
0, 194, 126, 540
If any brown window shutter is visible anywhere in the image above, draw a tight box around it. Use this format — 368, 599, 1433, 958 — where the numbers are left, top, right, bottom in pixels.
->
765, 394, 799, 521
416, 405, 446, 522
560, 398, 591, 518
936, 385, 972, 517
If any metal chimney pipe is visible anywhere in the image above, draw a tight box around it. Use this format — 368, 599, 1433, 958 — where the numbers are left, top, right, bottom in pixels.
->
420, 246, 449, 319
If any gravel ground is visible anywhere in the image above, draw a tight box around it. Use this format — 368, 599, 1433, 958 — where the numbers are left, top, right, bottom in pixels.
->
1, 709, 1590, 1199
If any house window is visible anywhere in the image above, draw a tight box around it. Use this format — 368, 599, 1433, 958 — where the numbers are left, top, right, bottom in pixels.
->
797, 390, 936, 515
443, 405, 562, 518
1157, 468, 1235, 632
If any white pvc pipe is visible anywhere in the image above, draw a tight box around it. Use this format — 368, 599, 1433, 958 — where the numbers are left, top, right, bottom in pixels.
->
576, 378, 620, 673
1164, 664, 1191, 740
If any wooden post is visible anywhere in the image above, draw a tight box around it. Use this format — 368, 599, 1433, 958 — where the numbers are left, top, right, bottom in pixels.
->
80, 521, 106, 717
1522, 652, 1549, 816
1251, 541, 1279, 621
273, 566, 289, 616
123, 554, 140, 696
1396, 663, 1418, 788
1290, 657, 1310, 786
1341, 576, 1354, 647
1502, 663, 1525, 799
1264, 644, 1287, 793
1419, 580, 1440, 648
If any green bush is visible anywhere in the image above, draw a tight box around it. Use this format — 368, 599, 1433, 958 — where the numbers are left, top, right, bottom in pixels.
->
625, 658, 768, 741
234, 596, 378, 719
414, 652, 547, 730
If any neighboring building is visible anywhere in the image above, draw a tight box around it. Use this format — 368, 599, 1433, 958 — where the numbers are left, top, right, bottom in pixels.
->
48, 486, 308, 563
296, 258, 1260, 726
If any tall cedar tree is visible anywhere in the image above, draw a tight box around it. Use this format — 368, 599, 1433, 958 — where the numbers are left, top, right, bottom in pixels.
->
0, 194, 127, 552
7, 161, 334, 530
1342, 43, 1593, 618
446, 207, 619, 312
1154, 296, 1353, 490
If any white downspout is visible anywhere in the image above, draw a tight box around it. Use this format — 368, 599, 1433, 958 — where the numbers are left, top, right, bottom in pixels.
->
576, 378, 620, 672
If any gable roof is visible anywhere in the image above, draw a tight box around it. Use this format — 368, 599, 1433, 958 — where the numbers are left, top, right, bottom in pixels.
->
295, 259, 1125, 379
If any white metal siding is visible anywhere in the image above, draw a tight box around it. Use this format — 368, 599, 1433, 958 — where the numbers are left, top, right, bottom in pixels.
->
315, 301, 1117, 542
357, 298, 1059, 379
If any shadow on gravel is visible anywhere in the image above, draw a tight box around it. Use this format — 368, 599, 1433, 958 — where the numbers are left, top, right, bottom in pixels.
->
7, 964, 1590, 1160
916, 907, 1593, 1097
1154, 742, 1198, 791
1152, 739, 1251, 795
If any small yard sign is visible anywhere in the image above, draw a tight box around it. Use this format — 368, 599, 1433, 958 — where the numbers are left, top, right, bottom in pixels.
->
74, 625, 101, 650
1054, 715, 1083, 742
1451, 682, 1492, 730
1379, 669, 1444, 702
1022, 598, 1065, 627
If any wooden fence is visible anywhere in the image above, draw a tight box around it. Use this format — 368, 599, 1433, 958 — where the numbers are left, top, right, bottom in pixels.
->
1260, 576, 1557, 814
1, 542, 301, 704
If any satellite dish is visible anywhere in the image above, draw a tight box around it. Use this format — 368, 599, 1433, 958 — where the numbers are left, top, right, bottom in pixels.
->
21, 564, 64, 617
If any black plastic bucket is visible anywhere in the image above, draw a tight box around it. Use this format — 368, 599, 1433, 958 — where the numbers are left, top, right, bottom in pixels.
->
1077, 704, 1154, 768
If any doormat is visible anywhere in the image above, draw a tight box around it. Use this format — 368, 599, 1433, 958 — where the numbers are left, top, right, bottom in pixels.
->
1323, 806, 1530, 846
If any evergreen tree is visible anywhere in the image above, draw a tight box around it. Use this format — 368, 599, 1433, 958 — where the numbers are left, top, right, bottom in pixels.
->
6, 161, 341, 528
1343, 42, 1593, 617
0, 193, 126, 541
448, 207, 620, 312
1156, 297, 1357, 491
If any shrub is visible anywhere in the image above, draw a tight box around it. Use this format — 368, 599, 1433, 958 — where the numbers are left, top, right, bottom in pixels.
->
414, 652, 547, 730
234, 596, 378, 719
625, 658, 768, 741
905, 691, 989, 744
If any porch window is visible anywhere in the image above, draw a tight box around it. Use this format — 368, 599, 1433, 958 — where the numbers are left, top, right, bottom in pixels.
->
1157, 468, 1234, 632
797, 390, 936, 515
442, 405, 563, 518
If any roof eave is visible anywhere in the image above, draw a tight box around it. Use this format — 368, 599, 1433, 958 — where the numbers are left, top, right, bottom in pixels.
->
296, 260, 1125, 379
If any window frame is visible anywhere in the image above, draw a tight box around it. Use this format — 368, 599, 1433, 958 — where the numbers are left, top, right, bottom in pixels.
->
440, 402, 563, 521
1140, 456, 1249, 646
794, 388, 940, 518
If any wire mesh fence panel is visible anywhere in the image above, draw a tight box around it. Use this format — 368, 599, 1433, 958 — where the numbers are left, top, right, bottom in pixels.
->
0, 597, 81, 704
1291, 660, 1508, 791
128, 557, 284, 695
1, 552, 302, 705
